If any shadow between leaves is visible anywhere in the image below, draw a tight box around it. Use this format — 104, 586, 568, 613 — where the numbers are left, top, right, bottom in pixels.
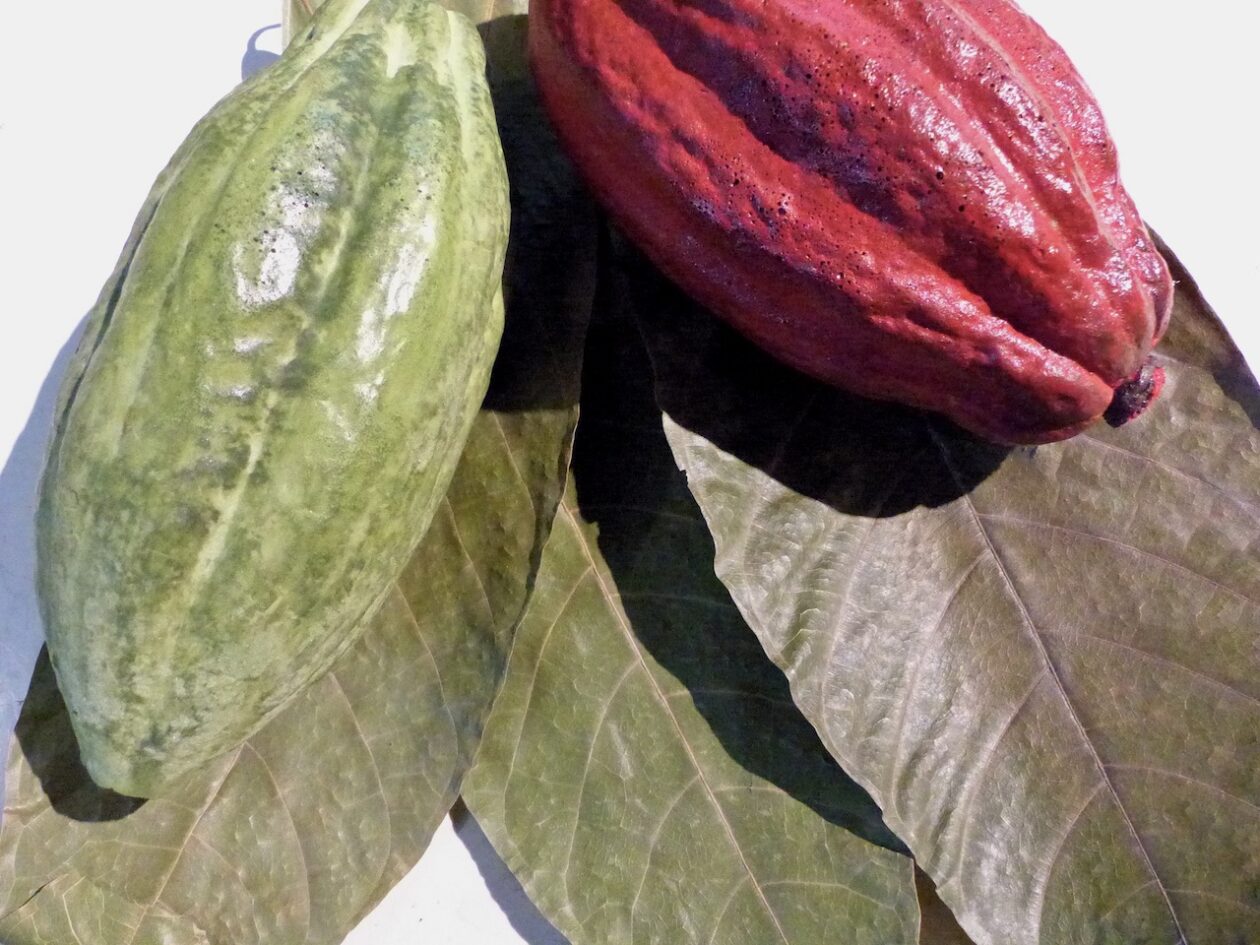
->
463, 249, 923, 945
572, 271, 907, 852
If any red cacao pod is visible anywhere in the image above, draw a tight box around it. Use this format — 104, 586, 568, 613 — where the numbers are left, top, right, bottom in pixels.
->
530, 0, 1174, 444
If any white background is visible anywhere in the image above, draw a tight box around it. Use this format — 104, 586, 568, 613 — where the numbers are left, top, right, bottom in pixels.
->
0, 2, 1256, 943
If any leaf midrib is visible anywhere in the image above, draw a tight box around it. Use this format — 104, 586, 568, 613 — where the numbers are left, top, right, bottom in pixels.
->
926, 422, 1188, 945
558, 500, 794, 945
119, 748, 242, 945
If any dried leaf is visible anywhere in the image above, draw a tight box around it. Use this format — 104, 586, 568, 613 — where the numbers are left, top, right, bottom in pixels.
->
636, 239, 1260, 944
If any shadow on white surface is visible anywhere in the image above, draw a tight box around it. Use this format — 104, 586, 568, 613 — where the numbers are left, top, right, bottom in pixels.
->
0, 317, 86, 826
453, 802, 569, 945
242, 23, 281, 80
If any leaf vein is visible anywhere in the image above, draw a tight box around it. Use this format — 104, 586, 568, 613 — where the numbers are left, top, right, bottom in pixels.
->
120, 745, 243, 945
443, 499, 497, 625
977, 513, 1260, 614
242, 742, 311, 937
928, 422, 1188, 945
560, 502, 793, 945
325, 670, 393, 908
705, 876, 749, 945
762, 877, 898, 913
1078, 430, 1260, 519
1031, 782, 1106, 934
559, 661, 638, 907
882, 553, 986, 823
1104, 764, 1260, 816
949, 670, 1046, 871
1040, 626, 1259, 708
628, 774, 701, 938
491, 413, 533, 500
498, 562, 594, 804
392, 587, 462, 751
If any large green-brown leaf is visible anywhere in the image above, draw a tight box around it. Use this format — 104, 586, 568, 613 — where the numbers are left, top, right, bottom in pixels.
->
0, 15, 596, 944
634, 240, 1260, 945
462, 276, 921, 945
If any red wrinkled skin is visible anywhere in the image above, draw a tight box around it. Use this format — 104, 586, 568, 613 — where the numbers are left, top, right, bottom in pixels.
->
530, 0, 1174, 444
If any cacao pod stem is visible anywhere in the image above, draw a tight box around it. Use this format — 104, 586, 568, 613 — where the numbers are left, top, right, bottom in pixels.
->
1104, 360, 1166, 427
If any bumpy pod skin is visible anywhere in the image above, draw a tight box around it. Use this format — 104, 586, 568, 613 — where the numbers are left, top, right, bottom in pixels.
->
38, 0, 509, 796
530, 0, 1173, 444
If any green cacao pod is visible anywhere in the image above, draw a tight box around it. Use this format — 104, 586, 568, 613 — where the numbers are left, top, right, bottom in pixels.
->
37, 0, 509, 796
530, 0, 1173, 444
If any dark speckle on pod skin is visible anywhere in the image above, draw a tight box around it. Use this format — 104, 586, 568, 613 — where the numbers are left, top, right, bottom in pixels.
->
248, 460, 271, 486
278, 353, 315, 392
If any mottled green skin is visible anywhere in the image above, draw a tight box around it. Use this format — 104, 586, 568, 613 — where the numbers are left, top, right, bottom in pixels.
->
37, 0, 509, 797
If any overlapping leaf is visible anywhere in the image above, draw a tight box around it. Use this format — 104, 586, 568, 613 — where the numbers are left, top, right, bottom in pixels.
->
0, 15, 596, 944
635, 240, 1260, 945
463, 278, 922, 945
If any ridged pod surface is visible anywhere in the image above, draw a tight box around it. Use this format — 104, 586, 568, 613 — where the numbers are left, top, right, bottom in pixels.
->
530, 0, 1174, 443
38, 0, 509, 796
